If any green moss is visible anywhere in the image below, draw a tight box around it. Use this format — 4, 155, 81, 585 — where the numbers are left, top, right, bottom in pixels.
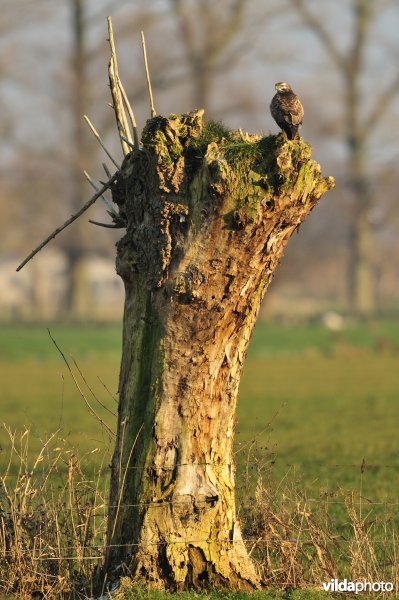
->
188, 121, 269, 171
291, 160, 316, 201
188, 125, 275, 224
120, 281, 165, 507
220, 138, 278, 221
224, 141, 262, 168
189, 120, 232, 155
147, 117, 317, 206
143, 114, 327, 231
264, 135, 316, 198
154, 129, 183, 164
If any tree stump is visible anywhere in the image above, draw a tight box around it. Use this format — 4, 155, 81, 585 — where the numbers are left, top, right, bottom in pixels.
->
104, 111, 334, 590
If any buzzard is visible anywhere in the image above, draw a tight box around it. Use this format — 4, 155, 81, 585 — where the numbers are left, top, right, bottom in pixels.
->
270, 82, 304, 140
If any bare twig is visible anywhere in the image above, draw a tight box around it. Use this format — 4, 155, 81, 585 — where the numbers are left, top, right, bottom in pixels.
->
97, 376, 118, 404
120, 134, 135, 149
118, 79, 140, 148
84, 170, 114, 211
47, 329, 115, 439
89, 219, 124, 229
84, 171, 125, 229
71, 356, 116, 418
16, 174, 117, 272
102, 162, 112, 179
84, 115, 120, 169
107, 16, 132, 155
141, 31, 156, 117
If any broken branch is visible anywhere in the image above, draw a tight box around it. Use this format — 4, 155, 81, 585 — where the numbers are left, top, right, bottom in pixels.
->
102, 162, 112, 179
141, 31, 156, 117
107, 16, 133, 155
89, 219, 124, 229
16, 174, 117, 272
120, 134, 135, 149
118, 79, 140, 149
84, 170, 114, 212
84, 115, 120, 169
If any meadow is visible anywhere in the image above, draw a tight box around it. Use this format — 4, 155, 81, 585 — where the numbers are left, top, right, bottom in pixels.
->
1, 320, 399, 495
1, 319, 399, 597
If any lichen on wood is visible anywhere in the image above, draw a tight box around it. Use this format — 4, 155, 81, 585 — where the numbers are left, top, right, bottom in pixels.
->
104, 110, 334, 591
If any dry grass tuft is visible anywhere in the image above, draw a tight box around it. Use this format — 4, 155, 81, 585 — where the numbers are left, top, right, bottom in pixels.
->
240, 469, 399, 593
1, 431, 399, 598
0, 426, 109, 598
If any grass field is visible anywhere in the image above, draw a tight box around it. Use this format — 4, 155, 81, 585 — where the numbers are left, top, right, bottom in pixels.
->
1, 320, 398, 496
1, 320, 399, 597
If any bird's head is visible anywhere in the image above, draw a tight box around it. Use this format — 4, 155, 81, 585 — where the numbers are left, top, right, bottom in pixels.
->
274, 82, 292, 93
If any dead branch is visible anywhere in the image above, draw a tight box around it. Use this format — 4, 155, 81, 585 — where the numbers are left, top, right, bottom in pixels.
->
16, 174, 117, 272
103, 162, 112, 179
84, 171, 124, 228
118, 79, 140, 149
84, 170, 114, 210
47, 329, 115, 438
84, 115, 120, 169
120, 134, 135, 149
107, 16, 133, 155
71, 356, 116, 418
89, 219, 124, 229
141, 31, 156, 117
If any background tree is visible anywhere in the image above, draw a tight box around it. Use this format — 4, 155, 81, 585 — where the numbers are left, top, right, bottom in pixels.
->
3, 0, 399, 319
288, 0, 399, 315
170, 0, 249, 110
61, 0, 90, 317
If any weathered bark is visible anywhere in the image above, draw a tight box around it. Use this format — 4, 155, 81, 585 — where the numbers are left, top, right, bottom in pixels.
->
104, 111, 334, 590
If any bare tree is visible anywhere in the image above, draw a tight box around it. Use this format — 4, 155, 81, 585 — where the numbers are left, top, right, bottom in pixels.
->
290, 0, 399, 314
59, 0, 90, 317
170, 0, 249, 109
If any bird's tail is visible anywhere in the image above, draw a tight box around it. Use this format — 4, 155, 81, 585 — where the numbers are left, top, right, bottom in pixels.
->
287, 126, 299, 140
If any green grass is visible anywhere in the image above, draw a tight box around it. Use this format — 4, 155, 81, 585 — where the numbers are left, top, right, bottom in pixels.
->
1, 319, 398, 360
248, 319, 399, 357
1, 320, 399, 500
1, 321, 399, 596
0, 323, 121, 360
112, 587, 351, 600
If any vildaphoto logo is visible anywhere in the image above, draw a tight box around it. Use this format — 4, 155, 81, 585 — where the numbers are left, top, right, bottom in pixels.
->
322, 579, 394, 594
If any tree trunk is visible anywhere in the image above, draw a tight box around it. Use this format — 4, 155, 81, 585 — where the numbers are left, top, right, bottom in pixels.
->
347, 204, 374, 315
61, 0, 89, 319
344, 0, 374, 316
104, 112, 334, 590
345, 132, 374, 316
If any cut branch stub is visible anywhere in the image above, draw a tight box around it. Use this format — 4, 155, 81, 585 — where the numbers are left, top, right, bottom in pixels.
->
105, 111, 334, 590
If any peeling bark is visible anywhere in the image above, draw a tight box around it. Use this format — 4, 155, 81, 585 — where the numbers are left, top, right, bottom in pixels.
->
104, 111, 334, 590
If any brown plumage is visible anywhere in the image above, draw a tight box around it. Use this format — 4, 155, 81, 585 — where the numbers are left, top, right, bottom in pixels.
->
270, 82, 304, 140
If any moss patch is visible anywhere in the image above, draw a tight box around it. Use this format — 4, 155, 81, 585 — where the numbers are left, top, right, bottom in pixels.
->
188, 119, 232, 155
187, 121, 312, 197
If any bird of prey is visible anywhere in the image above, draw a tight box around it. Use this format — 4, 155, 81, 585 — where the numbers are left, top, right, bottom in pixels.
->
270, 82, 304, 140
